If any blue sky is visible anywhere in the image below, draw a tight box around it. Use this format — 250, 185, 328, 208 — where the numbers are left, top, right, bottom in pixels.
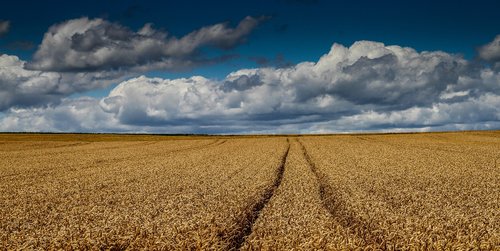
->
0, 0, 500, 133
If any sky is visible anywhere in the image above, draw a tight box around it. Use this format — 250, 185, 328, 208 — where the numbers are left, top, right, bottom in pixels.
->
0, 0, 500, 134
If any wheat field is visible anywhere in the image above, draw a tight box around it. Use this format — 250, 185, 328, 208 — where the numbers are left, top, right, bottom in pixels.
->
0, 132, 499, 249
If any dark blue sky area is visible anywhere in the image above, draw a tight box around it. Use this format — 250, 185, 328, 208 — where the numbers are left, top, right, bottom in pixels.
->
1, 0, 499, 78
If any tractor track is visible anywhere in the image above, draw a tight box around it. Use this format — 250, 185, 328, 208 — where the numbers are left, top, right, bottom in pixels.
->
297, 139, 386, 247
228, 138, 290, 250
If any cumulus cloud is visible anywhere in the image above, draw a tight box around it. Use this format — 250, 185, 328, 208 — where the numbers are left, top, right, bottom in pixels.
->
0, 97, 223, 133
93, 40, 500, 132
0, 54, 128, 111
479, 35, 500, 62
0, 20, 10, 36
0, 98, 111, 132
26, 16, 265, 72
308, 93, 500, 133
2, 38, 500, 133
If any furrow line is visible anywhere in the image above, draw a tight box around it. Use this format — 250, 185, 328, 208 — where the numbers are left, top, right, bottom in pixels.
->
297, 139, 386, 247
229, 138, 290, 250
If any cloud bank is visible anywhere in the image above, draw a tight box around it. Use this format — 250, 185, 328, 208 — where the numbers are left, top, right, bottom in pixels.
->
0, 54, 128, 111
0, 16, 264, 112
26, 16, 265, 72
1, 38, 499, 133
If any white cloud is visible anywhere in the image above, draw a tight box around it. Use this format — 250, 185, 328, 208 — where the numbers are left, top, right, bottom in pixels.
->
0, 54, 128, 111
440, 90, 470, 100
1, 39, 500, 133
0, 98, 113, 132
313, 93, 500, 131
98, 40, 487, 126
26, 16, 265, 72
479, 35, 500, 63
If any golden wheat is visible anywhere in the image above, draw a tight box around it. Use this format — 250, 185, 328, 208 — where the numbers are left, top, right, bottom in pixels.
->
301, 132, 500, 249
0, 132, 498, 249
0, 136, 288, 249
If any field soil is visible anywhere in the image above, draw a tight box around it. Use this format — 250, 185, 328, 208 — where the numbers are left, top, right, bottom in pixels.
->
0, 132, 499, 249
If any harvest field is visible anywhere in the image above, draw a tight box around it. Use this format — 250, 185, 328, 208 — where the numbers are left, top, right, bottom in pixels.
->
0, 131, 499, 249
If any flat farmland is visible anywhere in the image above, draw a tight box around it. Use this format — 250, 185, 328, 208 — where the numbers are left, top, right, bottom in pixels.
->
0, 132, 499, 250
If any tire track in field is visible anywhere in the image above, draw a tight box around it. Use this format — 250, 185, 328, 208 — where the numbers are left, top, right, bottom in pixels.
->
229, 138, 290, 250
297, 139, 386, 247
